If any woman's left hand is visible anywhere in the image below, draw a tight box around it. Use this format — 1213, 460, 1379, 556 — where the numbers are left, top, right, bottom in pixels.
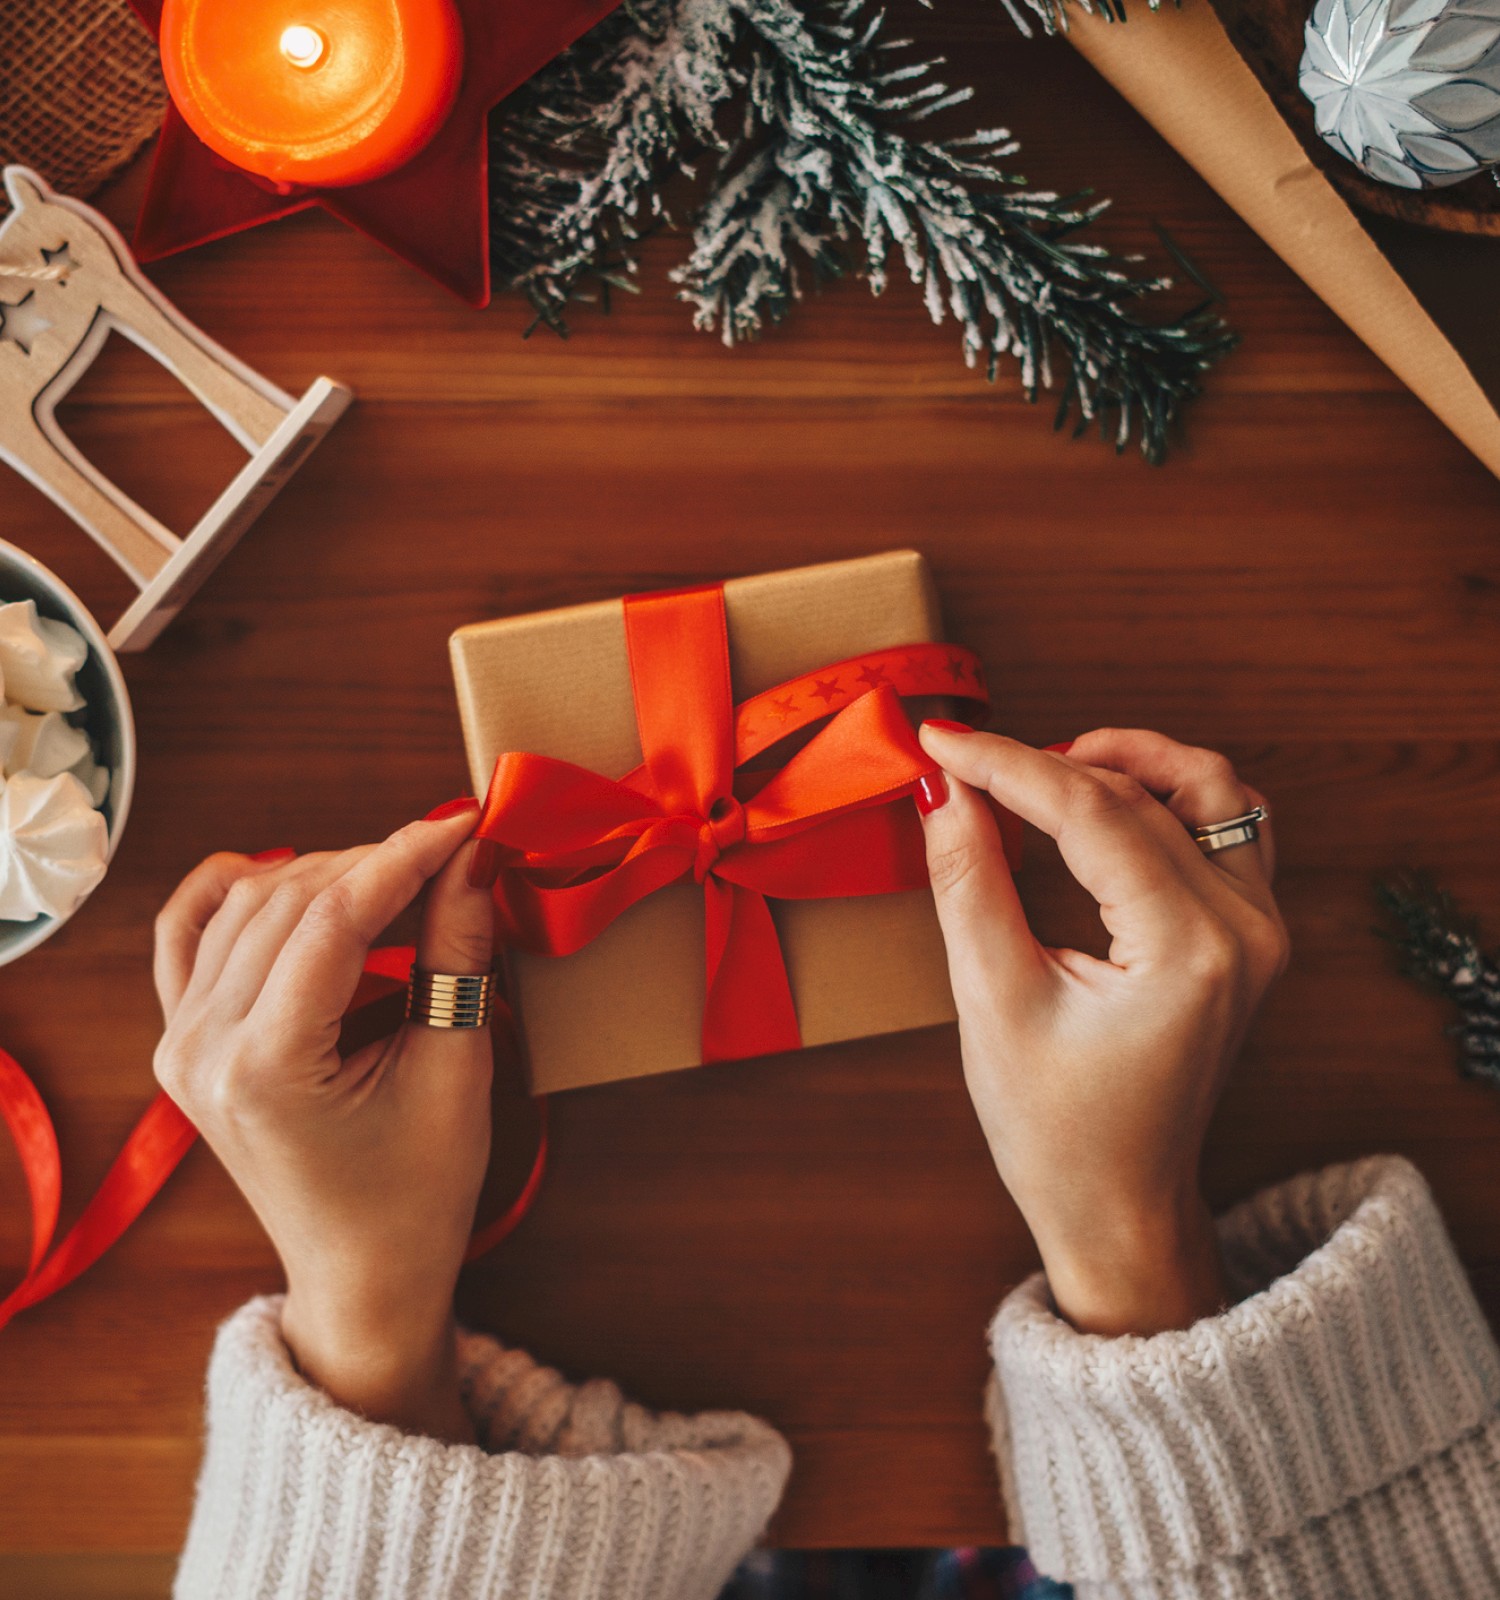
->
152, 804, 493, 1441
915, 726, 1287, 1336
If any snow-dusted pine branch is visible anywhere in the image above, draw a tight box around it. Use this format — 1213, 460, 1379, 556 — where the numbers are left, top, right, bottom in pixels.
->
1003, 0, 1164, 40
488, 0, 1229, 460
489, 0, 735, 329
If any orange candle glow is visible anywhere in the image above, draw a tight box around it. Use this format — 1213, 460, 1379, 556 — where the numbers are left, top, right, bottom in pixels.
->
159, 0, 465, 190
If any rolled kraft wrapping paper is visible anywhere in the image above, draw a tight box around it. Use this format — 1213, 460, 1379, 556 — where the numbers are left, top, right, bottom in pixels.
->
1065, 0, 1500, 482
450, 551, 977, 1095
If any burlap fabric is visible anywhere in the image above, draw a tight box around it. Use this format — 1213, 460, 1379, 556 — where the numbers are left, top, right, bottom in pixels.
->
0, 0, 166, 204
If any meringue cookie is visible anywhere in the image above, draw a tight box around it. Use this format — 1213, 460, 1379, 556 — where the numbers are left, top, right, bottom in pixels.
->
0, 770, 109, 921
0, 704, 90, 779
68, 748, 111, 807
0, 600, 87, 712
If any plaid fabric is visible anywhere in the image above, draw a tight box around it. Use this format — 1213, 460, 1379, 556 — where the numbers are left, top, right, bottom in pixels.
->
720, 1549, 1071, 1599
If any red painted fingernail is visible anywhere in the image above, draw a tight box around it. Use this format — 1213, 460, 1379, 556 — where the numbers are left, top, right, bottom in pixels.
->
1045, 741, 1075, 755
468, 837, 502, 890
915, 772, 949, 815
922, 719, 972, 736
251, 847, 296, 863
427, 796, 480, 822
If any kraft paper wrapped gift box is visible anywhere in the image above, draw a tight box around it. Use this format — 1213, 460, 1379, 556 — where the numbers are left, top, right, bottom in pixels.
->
449, 550, 972, 1095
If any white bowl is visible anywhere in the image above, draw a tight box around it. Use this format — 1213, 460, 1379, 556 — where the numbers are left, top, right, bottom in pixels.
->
0, 542, 136, 966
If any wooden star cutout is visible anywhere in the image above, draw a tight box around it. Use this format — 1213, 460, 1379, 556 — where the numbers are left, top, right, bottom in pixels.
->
126, 0, 624, 306
0, 291, 53, 355
39, 243, 77, 279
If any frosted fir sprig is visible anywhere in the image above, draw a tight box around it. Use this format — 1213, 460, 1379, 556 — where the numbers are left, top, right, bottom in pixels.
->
489, 0, 735, 330
675, 0, 1232, 461
1005, 0, 1165, 38
488, 0, 1231, 461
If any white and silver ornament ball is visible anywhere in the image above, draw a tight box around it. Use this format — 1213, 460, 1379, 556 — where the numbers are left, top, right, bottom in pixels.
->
1300, 0, 1500, 188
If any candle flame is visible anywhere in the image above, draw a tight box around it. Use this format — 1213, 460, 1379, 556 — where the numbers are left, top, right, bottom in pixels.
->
279, 24, 327, 69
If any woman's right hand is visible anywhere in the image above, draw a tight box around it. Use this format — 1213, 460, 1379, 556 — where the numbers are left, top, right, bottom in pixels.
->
152, 805, 495, 1441
915, 725, 1289, 1337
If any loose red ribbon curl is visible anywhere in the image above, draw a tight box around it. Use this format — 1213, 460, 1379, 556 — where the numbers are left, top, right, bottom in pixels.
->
0, 946, 546, 1331
473, 584, 1004, 1063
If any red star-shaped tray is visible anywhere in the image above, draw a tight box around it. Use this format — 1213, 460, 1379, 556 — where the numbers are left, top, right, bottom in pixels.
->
126, 0, 623, 305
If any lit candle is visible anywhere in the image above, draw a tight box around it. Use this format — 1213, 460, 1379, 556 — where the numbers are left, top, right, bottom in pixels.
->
159, 0, 465, 190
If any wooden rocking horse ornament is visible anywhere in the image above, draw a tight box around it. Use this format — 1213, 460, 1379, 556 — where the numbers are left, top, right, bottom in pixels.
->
0, 166, 350, 650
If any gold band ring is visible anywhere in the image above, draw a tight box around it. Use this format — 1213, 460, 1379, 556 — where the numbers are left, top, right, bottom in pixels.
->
406, 968, 495, 1029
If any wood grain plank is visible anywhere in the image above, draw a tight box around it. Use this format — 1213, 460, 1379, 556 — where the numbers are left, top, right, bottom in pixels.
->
4, 0, 1500, 1566
0, 1438, 200, 1551
0, 1556, 177, 1598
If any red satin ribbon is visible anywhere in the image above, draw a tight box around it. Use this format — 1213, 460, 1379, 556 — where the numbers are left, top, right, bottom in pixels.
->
0, 945, 545, 1331
475, 584, 1002, 1063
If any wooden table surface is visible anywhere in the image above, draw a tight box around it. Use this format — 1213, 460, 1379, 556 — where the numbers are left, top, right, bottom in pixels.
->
6, 8, 1500, 1592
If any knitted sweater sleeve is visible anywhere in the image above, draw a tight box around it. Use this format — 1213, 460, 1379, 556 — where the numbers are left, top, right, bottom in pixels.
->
987, 1155, 1500, 1600
174, 1297, 791, 1600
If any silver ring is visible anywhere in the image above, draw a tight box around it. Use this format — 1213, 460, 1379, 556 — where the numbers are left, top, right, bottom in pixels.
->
1190, 804, 1268, 856
406, 968, 494, 1029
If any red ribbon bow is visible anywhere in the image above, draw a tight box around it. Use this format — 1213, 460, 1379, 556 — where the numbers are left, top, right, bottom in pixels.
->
474, 584, 995, 1063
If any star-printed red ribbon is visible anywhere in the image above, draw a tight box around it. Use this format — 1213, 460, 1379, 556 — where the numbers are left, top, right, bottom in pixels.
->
473, 584, 1008, 1063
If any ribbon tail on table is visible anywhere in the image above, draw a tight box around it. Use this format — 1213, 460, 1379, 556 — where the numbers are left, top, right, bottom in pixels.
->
0, 942, 544, 1332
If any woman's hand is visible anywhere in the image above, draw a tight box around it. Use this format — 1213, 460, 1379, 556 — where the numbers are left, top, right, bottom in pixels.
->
916, 726, 1288, 1337
152, 804, 493, 1441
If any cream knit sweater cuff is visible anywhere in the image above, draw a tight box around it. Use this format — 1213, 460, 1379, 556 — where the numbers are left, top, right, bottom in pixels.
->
988, 1156, 1500, 1592
174, 1297, 791, 1600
